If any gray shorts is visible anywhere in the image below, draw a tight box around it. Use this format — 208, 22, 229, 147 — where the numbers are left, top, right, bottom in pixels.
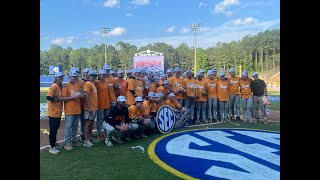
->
84, 110, 97, 120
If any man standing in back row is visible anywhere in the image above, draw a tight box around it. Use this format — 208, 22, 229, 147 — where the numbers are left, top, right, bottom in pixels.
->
250, 72, 268, 124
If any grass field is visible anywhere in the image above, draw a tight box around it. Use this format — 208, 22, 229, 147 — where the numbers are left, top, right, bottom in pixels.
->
40, 121, 280, 179
40, 92, 47, 103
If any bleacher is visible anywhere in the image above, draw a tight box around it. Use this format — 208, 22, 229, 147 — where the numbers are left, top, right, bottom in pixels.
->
40, 75, 69, 87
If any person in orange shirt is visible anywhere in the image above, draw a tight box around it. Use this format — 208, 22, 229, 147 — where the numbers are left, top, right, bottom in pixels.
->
240, 70, 254, 122
79, 68, 90, 141
126, 70, 137, 106
182, 70, 197, 124
228, 68, 241, 121
134, 69, 145, 98
103, 64, 118, 107
169, 67, 185, 106
61, 70, 83, 151
156, 79, 170, 100
166, 68, 173, 79
142, 92, 156, 135
165, 93, 186, 117
155, 92, 165, 111
116, 70, 128, 97
217, 70, 230, 122
205, 69, 219, 123
47, 72, 78, 154
196, 72, 208, 124
128, 96, 148, 138
83, 70, 98, 147
95, 69, 111, 142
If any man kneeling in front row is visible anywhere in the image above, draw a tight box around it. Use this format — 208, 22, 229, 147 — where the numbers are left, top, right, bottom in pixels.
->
102, 96, 135, 146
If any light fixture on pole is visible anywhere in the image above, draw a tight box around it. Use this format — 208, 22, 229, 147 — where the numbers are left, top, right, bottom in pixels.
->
190, 23, 200, 75
100, 27, 111, 64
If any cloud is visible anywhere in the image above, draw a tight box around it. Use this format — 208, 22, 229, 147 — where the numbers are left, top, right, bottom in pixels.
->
241, 1, 273, 8
166, 26, 176, 33
130, 0, 150, 6
122, 18, 280, 49
103, 0, 120, 8
198, 2, 207, 8
199, 26, 211, 32
180, 27, 190, 33
51, 37, 74, 45
233, 17, 258, 26
214, 0, 239, 16
108, 27, 127, 36
125, 13, 134, 16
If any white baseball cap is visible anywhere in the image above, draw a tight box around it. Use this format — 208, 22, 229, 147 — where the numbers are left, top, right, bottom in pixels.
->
168, 92, 175, 97
99, 69, 107, 75
83, 68, 90, 73
69, 70, 79, 77
252, 72, 258, 77
103, 64, 111, 70
117, 70, 124, 74
117, 96, 126, 102
135, 96, 143, 102
148, 92, 155, 97
88, 70, 98, 76
54, 72, 64, 78
163, 80, 169, 84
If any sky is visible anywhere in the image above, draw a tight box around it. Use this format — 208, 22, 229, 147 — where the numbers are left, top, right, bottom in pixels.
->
40, 0, 280, 50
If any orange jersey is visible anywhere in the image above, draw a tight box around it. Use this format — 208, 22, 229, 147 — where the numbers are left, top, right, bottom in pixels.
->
165, 99, 181, 109
169, 76, 184, 99
205, 78, 218, 98
126, 78, 136, 106
150, 102, 157, 113
196, 79, 207, 102
159, 79, 164, 86
117, 78, 128, 97
228, 76, 240, 95
96, 80, 110, 110
61, 82, 81, 115
148, 82, 157, 93
106, 76, 116, 102
128, 105, 143, 119
217, 79, 230, 101
47, 83, 63, 118
182, 78, 197, 97
156, 86, 170, 100
156, 101, 165, 111
143, 100, 152, 115
83, 81, 98, 111
135, 79, 144, 97
239, 78, 252, 98
76, 79, 85, 89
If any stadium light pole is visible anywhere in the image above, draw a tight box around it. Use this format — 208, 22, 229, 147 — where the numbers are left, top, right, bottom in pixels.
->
190, 23, 200, 75
100, 27, 111, 64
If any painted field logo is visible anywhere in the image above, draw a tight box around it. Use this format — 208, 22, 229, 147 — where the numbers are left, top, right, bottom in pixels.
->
156, 105, 175, 133
148, 128, 280, 180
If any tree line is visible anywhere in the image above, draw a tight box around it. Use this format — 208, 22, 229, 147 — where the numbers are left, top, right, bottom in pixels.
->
40, 29, 280, 76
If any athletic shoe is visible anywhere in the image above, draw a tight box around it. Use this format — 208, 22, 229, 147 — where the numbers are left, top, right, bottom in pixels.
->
133, 133, 141, 139
79, 134, 85, 142
112, 136, 123, 144
64, 144, 73, 151
49, 147, 60, 154
236, 116, 241, 121
55, 143, 63, 149
263, 118, 268, 124
72, 142, 82, 147
83, 140, 94, 147
140, 133, 148, 138
105, 138, 113, 147
125, 136, 132, 141
92, 138, 100, 143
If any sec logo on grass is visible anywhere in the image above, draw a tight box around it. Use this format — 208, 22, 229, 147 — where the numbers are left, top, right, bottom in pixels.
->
156, 105, 175, 133
148, 128, 280, 180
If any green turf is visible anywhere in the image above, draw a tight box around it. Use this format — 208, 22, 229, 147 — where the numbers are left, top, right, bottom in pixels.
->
268, 91, 280, 96
40, 122, 279, 179
269, 96, 280, 111
40, 92, 47, 103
